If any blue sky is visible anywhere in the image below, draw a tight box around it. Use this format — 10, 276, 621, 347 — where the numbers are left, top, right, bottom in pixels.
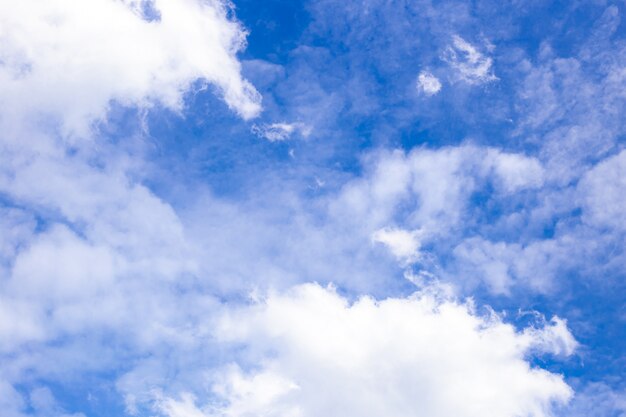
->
0, 0, 625, 416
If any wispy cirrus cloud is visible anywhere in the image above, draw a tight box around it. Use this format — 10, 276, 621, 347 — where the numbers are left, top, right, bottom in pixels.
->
443, 35, 497, 85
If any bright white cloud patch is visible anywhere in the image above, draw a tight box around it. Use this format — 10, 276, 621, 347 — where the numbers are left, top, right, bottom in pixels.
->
444, 35, 497, 85
372, 227, 422, 264
189, 283, 575, 417
0, 0, 261, 138
416, 71, 442, 95
334, 145, 544, 244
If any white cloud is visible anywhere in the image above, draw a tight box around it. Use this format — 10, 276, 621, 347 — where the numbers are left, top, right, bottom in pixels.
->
453, 237, 567, 294
252, 122, 312, 142
579, 150, 626, 231
0, 0, 261, 138
416, 71, 442, 95
485, 150, 545, 192
372, 227, 422, 264
327, 146, 549, 293
522, 316, 578, 357
333, 145, 544, 241
332, 147, 473, 236
444, 35, 497, 85
205, 283, 573, 417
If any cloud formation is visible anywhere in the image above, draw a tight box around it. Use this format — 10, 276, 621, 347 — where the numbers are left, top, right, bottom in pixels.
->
417, 71, 442, 95
200, 283, 574, 417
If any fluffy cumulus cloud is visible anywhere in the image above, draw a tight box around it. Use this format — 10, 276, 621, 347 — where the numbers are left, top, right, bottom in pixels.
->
180, 283, 574, 417
0, 0, 261, 138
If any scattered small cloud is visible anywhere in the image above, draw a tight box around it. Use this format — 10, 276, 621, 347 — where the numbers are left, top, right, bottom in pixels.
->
417, 71, 442, 96
372, 227, 422, 264
252, 122, 312, 142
